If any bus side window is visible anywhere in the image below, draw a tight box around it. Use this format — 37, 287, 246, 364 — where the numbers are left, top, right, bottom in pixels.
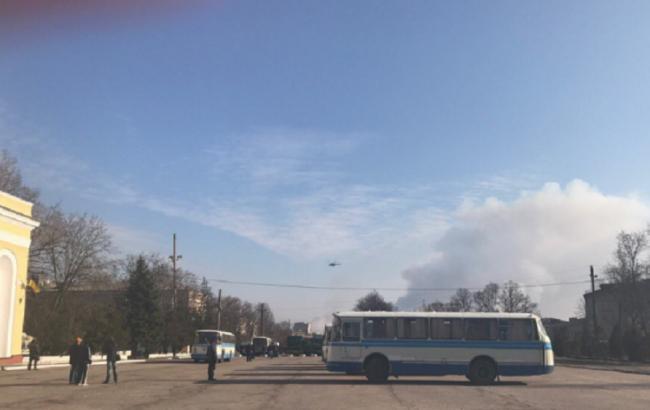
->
465, 319, 497, 340
499, 319, 538, 341
397, 318, 427, 339
364, 318, 394, 339
431, 318, 463, 339
342, 322, 361, 342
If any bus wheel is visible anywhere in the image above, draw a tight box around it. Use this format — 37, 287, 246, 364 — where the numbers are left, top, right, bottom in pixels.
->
468, 358, 497, 385
365, 356, 389, 383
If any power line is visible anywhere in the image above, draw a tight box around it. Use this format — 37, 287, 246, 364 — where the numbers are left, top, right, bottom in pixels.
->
209, 277, 601, 293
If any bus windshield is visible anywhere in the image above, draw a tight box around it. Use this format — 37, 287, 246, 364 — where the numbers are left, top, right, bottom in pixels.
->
253, 337, 268, 348
195, 331, 218, 344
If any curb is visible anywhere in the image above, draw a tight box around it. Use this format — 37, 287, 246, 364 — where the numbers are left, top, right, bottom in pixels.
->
2, 359, 147, 372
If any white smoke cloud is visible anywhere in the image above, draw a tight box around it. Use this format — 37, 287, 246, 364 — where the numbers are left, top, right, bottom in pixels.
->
397, 180, 650, 319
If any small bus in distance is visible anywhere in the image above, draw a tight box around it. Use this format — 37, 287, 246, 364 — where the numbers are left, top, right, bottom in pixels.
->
252, 336, 273, 356
191, 330, 237, 363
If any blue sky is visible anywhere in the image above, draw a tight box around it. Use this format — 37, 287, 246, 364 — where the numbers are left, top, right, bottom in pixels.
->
2, 1, 650, 324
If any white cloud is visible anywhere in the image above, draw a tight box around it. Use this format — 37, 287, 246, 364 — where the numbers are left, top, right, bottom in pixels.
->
129, 184, 449, 259
398, 180, 650, 319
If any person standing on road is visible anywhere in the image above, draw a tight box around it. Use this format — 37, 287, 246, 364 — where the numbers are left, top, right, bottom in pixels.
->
68, 337, 83, 384
77, 339, 92, 386
206, 337, 217, 381
102, 337, 118, 384
27, 338, 40, 370
245, 344, 254, 362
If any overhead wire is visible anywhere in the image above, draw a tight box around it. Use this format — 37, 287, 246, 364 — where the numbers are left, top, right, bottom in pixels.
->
209, 277, 602, 293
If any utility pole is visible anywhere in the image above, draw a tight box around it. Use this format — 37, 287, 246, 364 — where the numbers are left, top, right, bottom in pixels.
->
216, 289, 222, 329
590, 265, 598, 339
172, 233, 177, 311
260, 303, 265, 336
169, 233, 182, 359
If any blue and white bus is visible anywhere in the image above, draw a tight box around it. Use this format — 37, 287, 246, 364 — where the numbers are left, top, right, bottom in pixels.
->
191, 330, 237, 363
325, 311, 553, 384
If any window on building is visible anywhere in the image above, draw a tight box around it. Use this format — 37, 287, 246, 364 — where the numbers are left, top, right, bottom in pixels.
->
364, 318, 395, 339
498, 319, 537, 341
431, 318, 464, 339
342, 321, 361, 342
397, 318, 428, 339
465, 318, 497, 340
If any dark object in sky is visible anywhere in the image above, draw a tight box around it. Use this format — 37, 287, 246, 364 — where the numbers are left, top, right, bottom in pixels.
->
329, 262, 341, 267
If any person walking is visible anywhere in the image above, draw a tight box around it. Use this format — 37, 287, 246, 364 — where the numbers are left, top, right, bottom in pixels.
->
102, 337, 118, 384
206, 337, 217, 381
77, 339, 92, 386
27, 338, 40, 370
68, 337, 83, 384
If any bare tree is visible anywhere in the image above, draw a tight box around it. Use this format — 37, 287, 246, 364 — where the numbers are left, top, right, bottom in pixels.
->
606, 230, 649, 283
424, 300, 456, 312
449, 288, 474, 312
498, 281, 537, 313
605, 229, 650, 342
268, 320, 292, 347
29, 207, 113, 308
197, 277, 217, 328
241, 301, 258, 339
473, 283, 499, 312
575, 296, 586, 319
0, 149, 39, 202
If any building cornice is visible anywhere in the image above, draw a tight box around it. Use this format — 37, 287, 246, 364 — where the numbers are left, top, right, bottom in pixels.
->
0, 206, 40, 230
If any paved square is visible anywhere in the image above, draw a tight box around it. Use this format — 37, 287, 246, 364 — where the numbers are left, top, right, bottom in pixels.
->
2, 356, 650, 409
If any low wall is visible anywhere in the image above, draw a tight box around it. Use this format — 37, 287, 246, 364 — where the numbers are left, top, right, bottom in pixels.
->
1, 352, 191, 371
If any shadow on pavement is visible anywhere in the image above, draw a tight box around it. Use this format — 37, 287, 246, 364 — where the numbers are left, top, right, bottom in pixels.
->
225, 372, 338, 377
196, 378, 528, 386
141, 360, 196, 365
529, 382, 650, 390
237, 366, 327, 372
0, 382, 87, 388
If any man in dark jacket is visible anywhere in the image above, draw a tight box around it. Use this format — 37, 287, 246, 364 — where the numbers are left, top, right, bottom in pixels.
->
206, 337, 217, 381
68, 337, 84, 384
27, 338, 40, 370
77, 340, 92, 386
246, 344, 254, 362
102, 337, 118, 384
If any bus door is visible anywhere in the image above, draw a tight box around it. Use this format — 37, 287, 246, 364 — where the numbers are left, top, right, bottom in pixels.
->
341, 319, 362, 360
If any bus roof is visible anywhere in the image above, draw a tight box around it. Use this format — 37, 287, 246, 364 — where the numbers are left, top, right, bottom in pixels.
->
195, 329, 236, 336
334, 311, 539, 320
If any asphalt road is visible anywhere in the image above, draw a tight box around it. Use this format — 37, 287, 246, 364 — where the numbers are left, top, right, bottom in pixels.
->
1, 356, 649, 409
